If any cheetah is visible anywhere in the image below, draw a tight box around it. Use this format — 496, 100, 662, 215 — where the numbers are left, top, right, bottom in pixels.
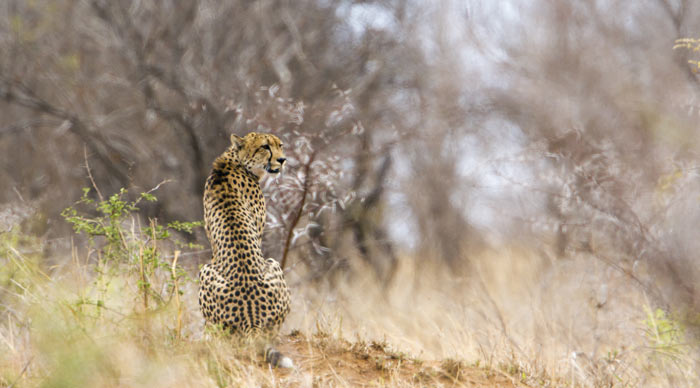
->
199, 132, 292, 366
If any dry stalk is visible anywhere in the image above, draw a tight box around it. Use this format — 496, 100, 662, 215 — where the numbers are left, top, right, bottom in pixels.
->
280, 151, 316, 270
83, 144, 104, 202
7, 356, 33, 388
139, 242, 148, 311
171, 250, 182, 340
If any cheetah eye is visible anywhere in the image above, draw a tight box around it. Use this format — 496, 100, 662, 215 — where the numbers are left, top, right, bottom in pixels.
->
262, 144, 270, 150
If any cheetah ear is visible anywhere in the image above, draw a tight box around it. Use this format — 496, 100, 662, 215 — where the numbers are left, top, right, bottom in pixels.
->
230, 134, 244, 150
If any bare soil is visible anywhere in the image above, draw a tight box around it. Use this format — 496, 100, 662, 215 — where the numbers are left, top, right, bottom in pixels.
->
269, 332, 529, 387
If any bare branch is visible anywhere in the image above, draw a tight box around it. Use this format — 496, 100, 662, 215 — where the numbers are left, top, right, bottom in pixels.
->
280, 151, 316, 270
0, 77, 131, 185
84, 145, 104, 202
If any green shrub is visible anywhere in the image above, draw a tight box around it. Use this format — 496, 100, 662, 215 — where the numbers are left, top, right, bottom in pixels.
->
61, 187, 202, 312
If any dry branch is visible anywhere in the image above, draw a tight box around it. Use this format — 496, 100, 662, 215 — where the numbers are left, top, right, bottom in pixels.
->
0, 78, 131, 185
280, 151, 316, 270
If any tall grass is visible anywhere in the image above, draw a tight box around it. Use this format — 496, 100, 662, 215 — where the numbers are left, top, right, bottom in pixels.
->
0, 190, 698, 387
285, 244, 700, 387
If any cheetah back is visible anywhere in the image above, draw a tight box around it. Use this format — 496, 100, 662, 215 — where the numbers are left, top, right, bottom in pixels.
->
199, 159, 290, 334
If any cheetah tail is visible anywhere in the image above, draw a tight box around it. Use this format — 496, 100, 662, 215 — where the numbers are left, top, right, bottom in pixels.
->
264, 346, 294, 369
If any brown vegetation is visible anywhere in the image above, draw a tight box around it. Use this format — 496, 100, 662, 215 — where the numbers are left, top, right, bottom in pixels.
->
2, 0, 700, 387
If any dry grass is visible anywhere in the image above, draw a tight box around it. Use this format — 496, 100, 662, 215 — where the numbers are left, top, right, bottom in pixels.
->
0, 229, 698, 387
282, 244, 700, 387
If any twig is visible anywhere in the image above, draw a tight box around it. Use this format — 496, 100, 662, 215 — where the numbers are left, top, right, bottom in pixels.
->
171, 250, 182, 340
12, 187, 24, 202
84, 145, 104, 202
139, 237, 148, 312
162, 248, 211, 259
145, 179, 173, 195
133, 179, 173, 207
7, 356, 33, 388
280, 151, 316, 269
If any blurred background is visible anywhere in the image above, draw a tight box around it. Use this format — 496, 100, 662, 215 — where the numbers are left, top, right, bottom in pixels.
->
2, 0, 700, 384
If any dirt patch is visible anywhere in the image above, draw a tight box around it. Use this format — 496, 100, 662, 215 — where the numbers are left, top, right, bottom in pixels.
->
270, 332, 529, 387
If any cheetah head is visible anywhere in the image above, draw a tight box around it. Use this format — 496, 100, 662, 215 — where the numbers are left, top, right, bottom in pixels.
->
230, 132, 286, 178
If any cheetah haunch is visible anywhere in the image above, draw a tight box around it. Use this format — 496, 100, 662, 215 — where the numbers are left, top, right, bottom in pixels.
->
199, 132, 291, 366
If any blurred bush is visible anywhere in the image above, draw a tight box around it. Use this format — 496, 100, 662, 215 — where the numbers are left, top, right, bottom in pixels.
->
1, 0, 700, 325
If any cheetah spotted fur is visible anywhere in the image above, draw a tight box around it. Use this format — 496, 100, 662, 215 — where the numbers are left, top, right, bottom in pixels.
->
199, 132, 291, 343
